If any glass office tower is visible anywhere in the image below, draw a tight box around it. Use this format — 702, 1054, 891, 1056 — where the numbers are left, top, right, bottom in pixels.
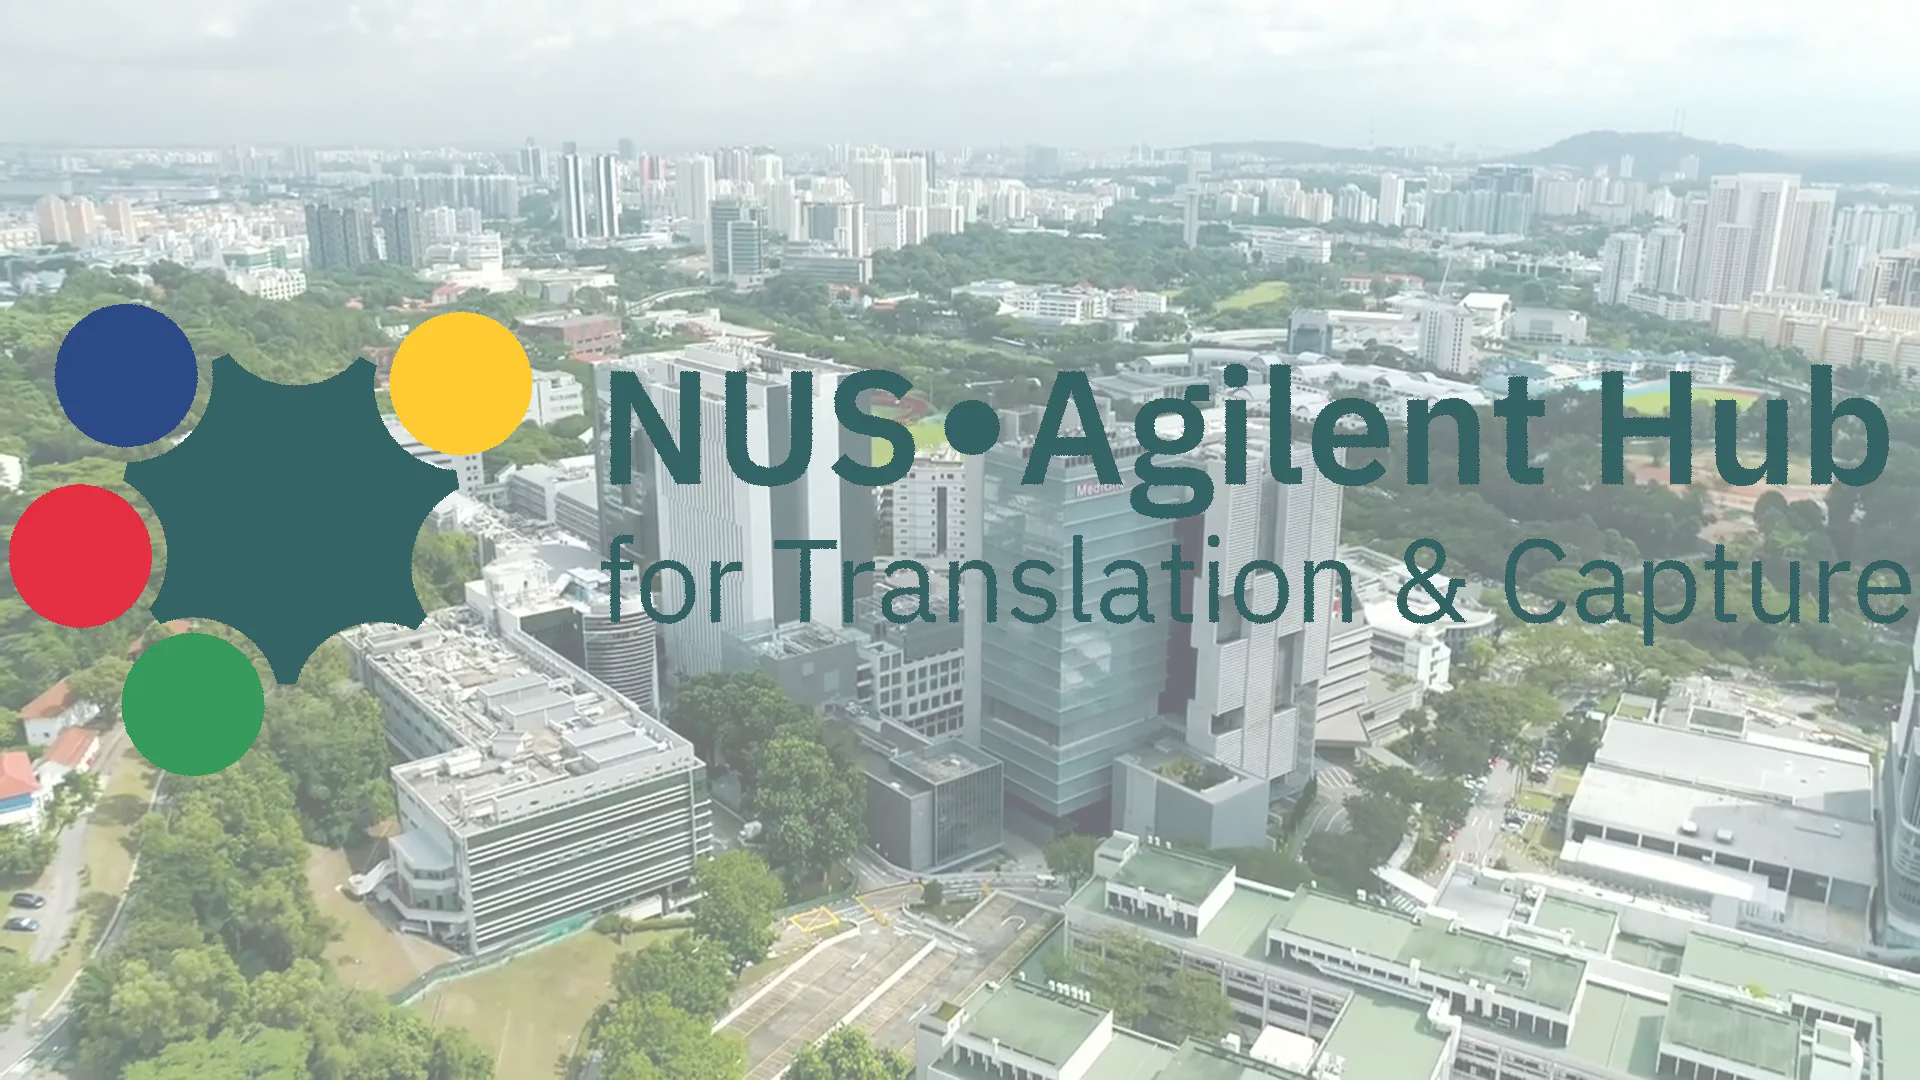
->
975, 438, 1173, 832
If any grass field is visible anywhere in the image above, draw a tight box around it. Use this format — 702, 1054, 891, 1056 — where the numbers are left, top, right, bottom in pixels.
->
413, 929, 672, 1078
873, 417, 948, 466
1215, 281, 1291, 310
31, 747, 157, 1019
308, 844, 455, 995
1622, 383, 1764, 416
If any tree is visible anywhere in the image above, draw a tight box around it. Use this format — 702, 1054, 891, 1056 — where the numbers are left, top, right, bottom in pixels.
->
1044, 834, 1099, 884
611, 933, 736, 1023
1078, 931, 1166, 1029
666, 673, 815, 791
66, 655, 132, 718
259, 651, 395, 845
755, 727, 866, 882
1163, 968, 1233, 1041
787, 1027, 914, 1080
592, 993, 745, 1080
920, 879, 945, 908
1223, 846, 1312, 891
692, 851, 785, 971
122, 1028, 312, 1079
0, 823, 55, 878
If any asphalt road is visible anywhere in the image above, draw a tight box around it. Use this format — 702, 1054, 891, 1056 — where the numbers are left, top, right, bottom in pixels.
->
1449, 758, 1521, 873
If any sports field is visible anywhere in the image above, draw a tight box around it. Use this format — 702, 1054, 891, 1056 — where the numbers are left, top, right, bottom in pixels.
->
1215, 280, 1291, 310
873, 418, 946, 466
1621, 382, 1764, 416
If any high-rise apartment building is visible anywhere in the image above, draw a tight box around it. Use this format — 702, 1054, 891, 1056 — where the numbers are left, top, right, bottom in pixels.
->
304, 203, 376, 270
384, 413, 482, 493
34, 196, 70, 245
1830, 205, 1918, 299
1778, 187, 1837, 295
1376, 173, 1405, 228
1867, 248, 1920, 308
708, 199, 764, 283
1181, 187, 1201, 248
558, 153, 590, 243
1691, 173, 1801, 304
592, 154, 621, 240
380, 206, 425, 269
599, 345, 875, 680
850, 155, 894, 209
1418, 304, 1475, 375
519, 138, 548, 181
893, 155, 930, 210
1643, 226, 1686, 295
892, 447, 970, 561
1598, 233, 1644, 305
675, 154, 715, 235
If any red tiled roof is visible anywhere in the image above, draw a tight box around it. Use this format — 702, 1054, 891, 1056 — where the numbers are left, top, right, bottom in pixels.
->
0, 753, 36, 800
18, 680, 73, 721
44, 727, 97, 769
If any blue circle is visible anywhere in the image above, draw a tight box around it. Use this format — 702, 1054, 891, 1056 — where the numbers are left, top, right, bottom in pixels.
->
944, 399, 1001, 455
56, 304, 199, 448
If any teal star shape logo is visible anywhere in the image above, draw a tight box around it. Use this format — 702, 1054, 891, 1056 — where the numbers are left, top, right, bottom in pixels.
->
125, 356, 456, 684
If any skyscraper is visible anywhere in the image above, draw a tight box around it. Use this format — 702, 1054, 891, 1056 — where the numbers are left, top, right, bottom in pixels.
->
1598, 233, 1644, 305
1376, 173, 1405, 228
707, 199, 763, 283
1880, 621, 1920, 942
1777, 187, 1837, 295
380, 205, 425, 269
519, 138, 548, 180
1181, 187, 1201, 248
1696, 173, 1800, 304
592, 154, 621, 239
605, 345, 874, 680
1830, 205, 1917, 299
304, 203, 376, 269
558, 153, 589, 243
1643, 227, 1686, 295
675, 154, 715, 233
1418, 304, 1474, 375
1866, 248, 1920, 307
617, 137, 636, 161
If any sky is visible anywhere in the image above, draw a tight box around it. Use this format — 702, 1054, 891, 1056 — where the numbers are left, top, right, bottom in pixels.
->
6, 0, 1917, 153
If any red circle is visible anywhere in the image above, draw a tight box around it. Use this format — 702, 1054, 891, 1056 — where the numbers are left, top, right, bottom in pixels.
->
8, 485, 153, 628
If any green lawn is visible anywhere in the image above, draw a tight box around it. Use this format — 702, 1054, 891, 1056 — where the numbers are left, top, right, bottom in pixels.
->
413, 929, 673, 1078
873, 418, 948, 466
1622, 385, 1763, 416
1215, 281, 1291, 310
308, 843, 456, 995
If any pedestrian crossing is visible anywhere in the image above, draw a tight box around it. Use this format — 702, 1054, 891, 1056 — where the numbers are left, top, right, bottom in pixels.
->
1315, 760, 1357, 792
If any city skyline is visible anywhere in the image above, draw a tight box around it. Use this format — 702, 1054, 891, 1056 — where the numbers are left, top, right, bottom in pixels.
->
6, 0, 1920, 152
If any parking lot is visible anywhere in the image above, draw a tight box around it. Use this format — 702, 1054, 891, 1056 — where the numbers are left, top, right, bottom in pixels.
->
858, 894, 1056, 1052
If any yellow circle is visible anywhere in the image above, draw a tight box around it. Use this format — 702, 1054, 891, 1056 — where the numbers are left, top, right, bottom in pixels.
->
388, 312, 533, 455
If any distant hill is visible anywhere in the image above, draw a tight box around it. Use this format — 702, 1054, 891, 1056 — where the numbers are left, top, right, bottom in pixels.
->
1188, 131, 1920, 186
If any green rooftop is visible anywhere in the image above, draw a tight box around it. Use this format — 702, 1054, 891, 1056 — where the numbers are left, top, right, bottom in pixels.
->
1533, 895, 1619, 952
1159, 1041, 1308, 1080
1319, 989, 1456, 1080
1273, 891, 1588, 1013
1112, 845, 1234, 906
1566, 983, 1666, 1079
1067, 866, 1290, 960
964, 981, 1107, 1065
1680, 932, 1920, 1079
1662, 988, 1801, 1078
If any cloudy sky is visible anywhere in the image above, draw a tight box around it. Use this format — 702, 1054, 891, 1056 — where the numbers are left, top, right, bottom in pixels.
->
6, 0, 1914, 152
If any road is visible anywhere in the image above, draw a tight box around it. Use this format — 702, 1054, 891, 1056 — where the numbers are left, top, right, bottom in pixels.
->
0, 729, 154, 1076
1448, 758, 1521, 874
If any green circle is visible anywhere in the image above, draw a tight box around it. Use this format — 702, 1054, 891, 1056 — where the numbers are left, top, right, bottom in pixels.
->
123, 633, 265, 776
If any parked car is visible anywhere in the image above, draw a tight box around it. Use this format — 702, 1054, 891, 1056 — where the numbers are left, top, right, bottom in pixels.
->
4, 917, 39, 933
9, 892, 43, 910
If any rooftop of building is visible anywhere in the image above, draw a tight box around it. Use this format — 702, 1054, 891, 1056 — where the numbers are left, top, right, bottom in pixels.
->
346, 607, 691, 834
43, 726, 98, 769
1109, 843, 1235, 906
1567, 766, 1877, 885
937, 977, 1446, 1080
1590, 714, 1874, 818
16, 679, 76, 722
1663, 986, 1802, 1078
0, 752, 36, 799
1272, 890, 1588, 1013
891, 740, 1000, 787
1066, 835, 1920, 1079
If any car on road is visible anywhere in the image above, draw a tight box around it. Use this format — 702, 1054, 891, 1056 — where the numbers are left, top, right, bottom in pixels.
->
9, 892, 43, 910
4, 917, 39, 933
1503, 822, 1524, 834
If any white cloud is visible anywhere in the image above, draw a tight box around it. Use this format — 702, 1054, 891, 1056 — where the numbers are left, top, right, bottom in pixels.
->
3, 0, 1913, 149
